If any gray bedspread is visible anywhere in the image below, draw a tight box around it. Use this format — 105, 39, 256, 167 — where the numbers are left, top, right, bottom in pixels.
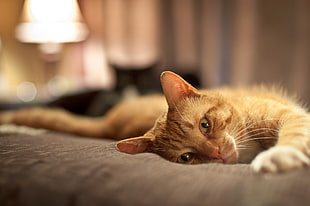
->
1, 132, 310, 206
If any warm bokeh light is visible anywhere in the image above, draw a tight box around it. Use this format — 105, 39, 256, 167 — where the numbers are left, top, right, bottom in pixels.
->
16, 81, 37, 102
15, 0, 88, 43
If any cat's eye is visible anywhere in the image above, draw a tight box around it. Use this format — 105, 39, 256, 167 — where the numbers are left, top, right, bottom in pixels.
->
199, 118, 210, 134
177, 153, 194, 163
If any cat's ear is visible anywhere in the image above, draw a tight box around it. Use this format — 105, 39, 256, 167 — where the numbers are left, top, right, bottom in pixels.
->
160, 71, 199, 107
116, 136, 153, 154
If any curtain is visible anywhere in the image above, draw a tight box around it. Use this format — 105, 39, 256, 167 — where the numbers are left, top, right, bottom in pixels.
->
78, 0, 310, 102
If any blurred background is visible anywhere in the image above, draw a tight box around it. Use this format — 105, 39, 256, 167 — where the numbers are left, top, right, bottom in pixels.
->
0, 0, 309, 106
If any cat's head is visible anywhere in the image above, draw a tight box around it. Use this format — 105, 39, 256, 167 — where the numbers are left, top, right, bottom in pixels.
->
117, 71, 244, 164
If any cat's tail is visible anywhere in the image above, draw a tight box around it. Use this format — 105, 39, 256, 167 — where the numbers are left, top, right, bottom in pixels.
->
0, 107, 108, 138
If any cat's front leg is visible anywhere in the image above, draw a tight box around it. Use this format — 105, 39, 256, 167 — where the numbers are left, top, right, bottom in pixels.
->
251, 146, 310, 173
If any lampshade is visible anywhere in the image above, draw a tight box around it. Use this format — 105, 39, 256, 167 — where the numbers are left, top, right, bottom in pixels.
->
15, 0, 88, 43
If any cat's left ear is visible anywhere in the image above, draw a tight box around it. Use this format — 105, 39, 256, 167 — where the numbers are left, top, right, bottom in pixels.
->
160, 71, 200, 107
116, 136, 153, 154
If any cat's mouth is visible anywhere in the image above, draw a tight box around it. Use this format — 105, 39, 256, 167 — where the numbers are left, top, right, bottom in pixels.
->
222, 150, 237, 164
207, 149, 237, 164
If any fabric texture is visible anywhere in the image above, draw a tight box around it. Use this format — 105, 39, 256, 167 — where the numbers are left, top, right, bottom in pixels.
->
1, 131, 310, 206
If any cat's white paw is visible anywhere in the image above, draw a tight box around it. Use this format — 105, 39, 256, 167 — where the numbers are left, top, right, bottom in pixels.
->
251, 146, 310, 173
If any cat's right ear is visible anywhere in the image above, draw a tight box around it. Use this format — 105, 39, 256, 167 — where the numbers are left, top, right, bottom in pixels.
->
116, 136, 153, 154
160, 71, 200, 107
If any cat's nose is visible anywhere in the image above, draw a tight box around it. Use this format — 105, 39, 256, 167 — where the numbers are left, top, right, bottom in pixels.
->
209, 146, 221, 159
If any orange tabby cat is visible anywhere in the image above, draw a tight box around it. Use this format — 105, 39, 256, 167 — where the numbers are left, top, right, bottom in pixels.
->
1, 71, 310, 173
117, 71, 310, 173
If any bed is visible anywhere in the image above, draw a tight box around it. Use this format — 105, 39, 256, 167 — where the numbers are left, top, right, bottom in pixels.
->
1, 126, 310, 206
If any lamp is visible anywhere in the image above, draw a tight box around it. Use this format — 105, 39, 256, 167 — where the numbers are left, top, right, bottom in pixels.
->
14, 0, 89, 99
15, 0, 88, 46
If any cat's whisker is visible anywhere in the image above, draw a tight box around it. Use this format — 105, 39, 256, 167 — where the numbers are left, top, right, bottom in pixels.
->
236, 146, 252, 151
232, 119, 280, 135
236, 144, 252, 148
233, 127, 278, 144
234, 118, 279, 133
234, 127, 278, 142
231, 118, 280, 140
236, 136, 271, 146
236, 136, 277, 146
235, 143, 253, 152
235, 131, 278, 143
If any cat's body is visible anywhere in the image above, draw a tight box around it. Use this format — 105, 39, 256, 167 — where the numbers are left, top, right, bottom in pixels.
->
117, 72, 310, 173
1, 71, 310, 173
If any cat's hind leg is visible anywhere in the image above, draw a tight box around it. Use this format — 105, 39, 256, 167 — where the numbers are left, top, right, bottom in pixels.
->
0, 107, 106, 138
